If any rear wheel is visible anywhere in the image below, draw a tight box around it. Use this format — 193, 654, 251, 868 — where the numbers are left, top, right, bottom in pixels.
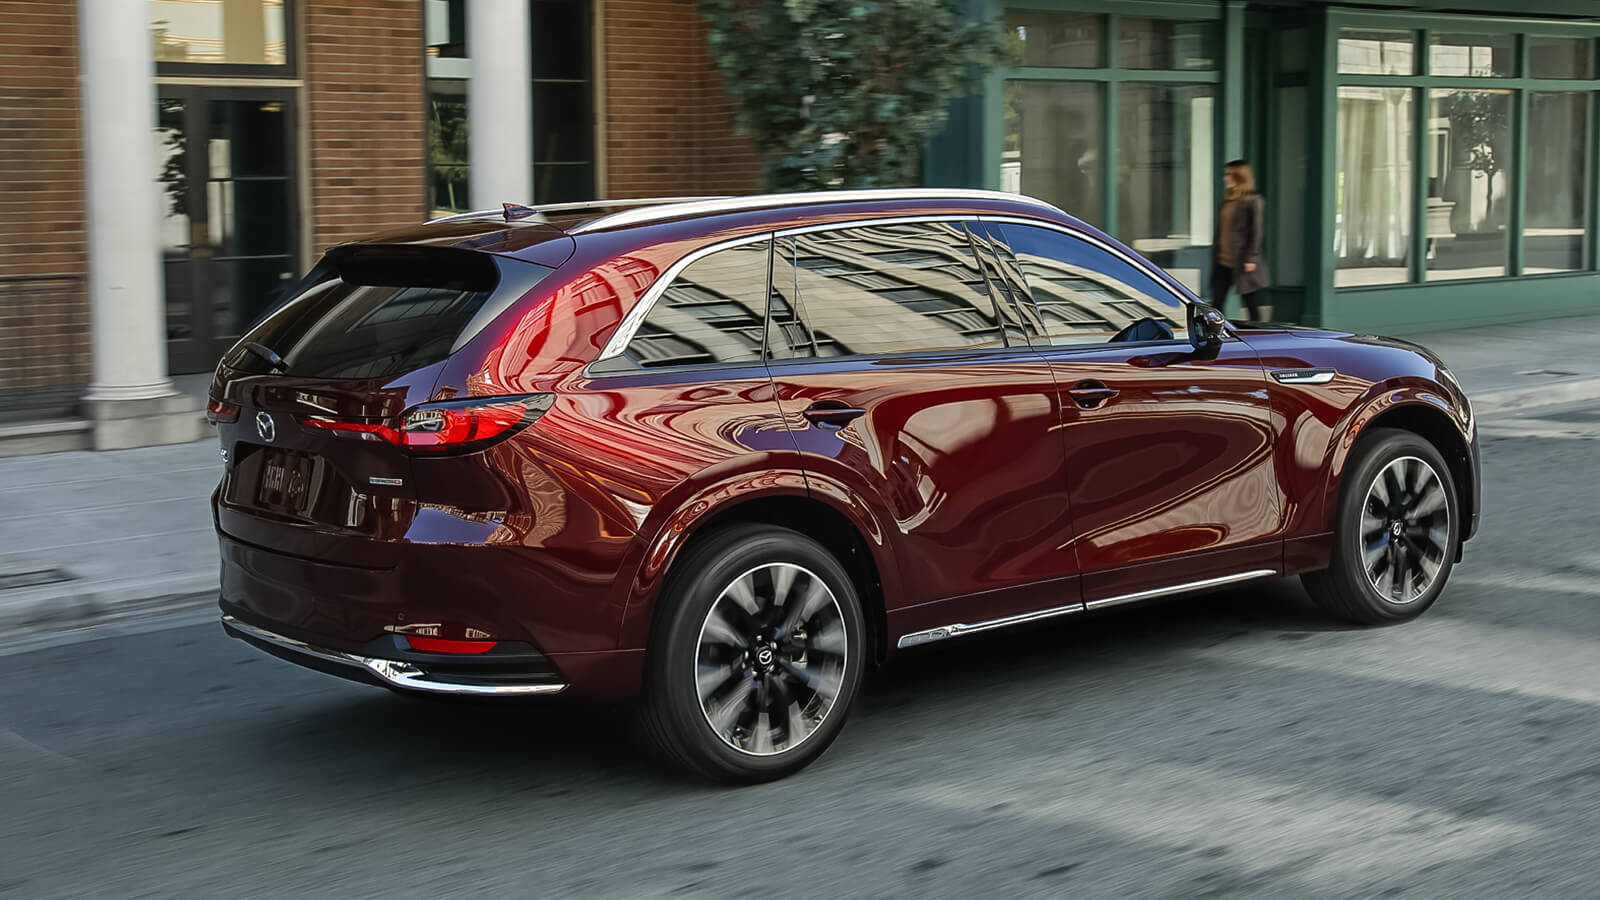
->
1303, 428, 1459, 625
642, 525, 866, 783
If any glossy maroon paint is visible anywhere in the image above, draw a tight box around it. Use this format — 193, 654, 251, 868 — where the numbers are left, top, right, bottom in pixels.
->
212, 194, 1478, 701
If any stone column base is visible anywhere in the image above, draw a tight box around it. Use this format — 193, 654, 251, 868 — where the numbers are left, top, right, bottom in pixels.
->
82, 393, 206, 450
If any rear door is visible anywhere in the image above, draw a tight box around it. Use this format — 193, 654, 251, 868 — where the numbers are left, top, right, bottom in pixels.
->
979, 221, 1283, 607
761, 219, 1077, 643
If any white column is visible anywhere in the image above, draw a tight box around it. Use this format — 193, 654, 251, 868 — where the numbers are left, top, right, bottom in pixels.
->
467, 0, 533, 207
79, 0, 175, 404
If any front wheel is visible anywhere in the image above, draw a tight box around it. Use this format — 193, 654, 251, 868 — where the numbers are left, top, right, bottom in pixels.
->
642, 525, 866, 783
1303, 428, 1460, 625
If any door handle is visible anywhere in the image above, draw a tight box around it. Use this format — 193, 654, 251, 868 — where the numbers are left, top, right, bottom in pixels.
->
802, 402, 867, 429
1067, 381, 1119, 409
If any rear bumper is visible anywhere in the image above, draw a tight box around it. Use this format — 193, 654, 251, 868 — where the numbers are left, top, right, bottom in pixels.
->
221, 614, 568, 697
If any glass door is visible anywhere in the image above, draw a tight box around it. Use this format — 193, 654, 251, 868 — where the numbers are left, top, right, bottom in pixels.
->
156, 86, 299, 374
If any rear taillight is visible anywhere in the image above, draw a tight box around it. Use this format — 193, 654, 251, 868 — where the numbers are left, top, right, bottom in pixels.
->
299, 394, 552, 454
206, 399, 239, 424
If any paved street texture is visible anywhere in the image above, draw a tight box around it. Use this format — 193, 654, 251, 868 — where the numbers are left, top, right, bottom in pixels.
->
1, 397, 1597, 897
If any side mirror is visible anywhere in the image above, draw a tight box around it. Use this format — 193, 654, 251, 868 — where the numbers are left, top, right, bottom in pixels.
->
1187, 302, 1227, 356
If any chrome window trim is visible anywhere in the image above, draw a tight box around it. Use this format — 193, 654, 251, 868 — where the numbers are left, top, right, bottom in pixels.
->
570, 188, 1062, 234
896, 568, 1278, 648
424, 196, 731, 226
590, 232, 774, 367
221, 615, 568, 696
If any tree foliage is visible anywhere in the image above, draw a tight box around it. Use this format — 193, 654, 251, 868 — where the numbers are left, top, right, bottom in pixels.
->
699, 0, 1002, 191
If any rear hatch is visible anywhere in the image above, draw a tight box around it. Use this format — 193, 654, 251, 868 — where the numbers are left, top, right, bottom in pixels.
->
210, 245, 555, 636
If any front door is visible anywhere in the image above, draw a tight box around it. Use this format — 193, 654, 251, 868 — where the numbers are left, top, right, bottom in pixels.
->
156, 86, 299, 373
981, 221, 1284, 604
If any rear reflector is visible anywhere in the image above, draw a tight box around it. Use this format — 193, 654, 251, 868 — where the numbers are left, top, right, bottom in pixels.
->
406, 637, 499, 654
206, 399, 239, 425
299, 393, 553, 455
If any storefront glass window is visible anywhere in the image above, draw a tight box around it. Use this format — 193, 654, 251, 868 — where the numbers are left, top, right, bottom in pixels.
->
1005, 11, 1103, 68
1338, 29, 1416, 76
1118, 84, 1214, 293
1429, 34, 1515, 78
1426, 89, 1512, 281
428, 87, 470, 215
1529, 38, 1595, 80
1335, 87, 1413, 287
1003, 81, 1102, 226
1120, 18, 1217, 71
1526, 92, 1591, 273
152, 0, 288, 66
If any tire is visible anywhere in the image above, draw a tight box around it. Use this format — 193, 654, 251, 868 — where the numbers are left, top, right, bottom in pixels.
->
1303, 427, 1460, 625
641, 524, 867, 783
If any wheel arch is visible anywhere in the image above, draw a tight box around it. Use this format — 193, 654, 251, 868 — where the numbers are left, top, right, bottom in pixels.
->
1323, 391, 1475, 537
618, 485, 895, 668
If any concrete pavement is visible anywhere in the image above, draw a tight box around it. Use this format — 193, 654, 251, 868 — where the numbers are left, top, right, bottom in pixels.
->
1, 313, 1597, 638
1, 400, 1597, 898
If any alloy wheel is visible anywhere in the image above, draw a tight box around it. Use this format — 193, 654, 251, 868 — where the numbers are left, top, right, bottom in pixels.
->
1360, 455, 1450, 604
693, 562, 849, 756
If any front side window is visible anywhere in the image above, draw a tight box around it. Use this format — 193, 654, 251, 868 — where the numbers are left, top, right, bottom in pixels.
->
993, 222, 1186, 347
623, 241, 770, 369
777, 222, 1004, 359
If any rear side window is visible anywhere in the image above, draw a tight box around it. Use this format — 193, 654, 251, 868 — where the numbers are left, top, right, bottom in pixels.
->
223, 247, 552, 379
992, 223, 1187, 346
778, 221, 1004, 358
623, 239, 770, 368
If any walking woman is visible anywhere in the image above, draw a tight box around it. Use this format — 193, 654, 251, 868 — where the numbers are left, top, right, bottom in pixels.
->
1210, 159, 1269, 321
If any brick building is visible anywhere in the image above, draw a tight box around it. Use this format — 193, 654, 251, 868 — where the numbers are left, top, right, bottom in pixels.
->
0, 0, 760, 454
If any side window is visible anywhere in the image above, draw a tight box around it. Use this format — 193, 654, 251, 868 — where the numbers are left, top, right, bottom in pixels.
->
994, 223, 1188, 346
623, 240, 770, 368
780, 221, 1006, 359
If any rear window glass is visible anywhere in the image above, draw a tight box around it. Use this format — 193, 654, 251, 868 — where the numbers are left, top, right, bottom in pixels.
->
222, 247, 552, 379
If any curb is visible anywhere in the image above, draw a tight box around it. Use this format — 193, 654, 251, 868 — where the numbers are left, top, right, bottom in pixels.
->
0, 572, 217, 641
1469, 376, 1600, 418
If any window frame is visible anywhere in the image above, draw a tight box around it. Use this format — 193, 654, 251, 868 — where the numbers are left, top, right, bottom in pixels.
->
587, 214, 1210, 378
152, 0, 299, 78
1329, 11, 1600, 289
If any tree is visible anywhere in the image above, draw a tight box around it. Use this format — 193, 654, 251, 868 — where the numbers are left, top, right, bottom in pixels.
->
699, 0, 1002, 191
1439, 91, 1511, 229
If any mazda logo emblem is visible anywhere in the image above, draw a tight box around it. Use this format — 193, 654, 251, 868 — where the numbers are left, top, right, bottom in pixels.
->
255, 411, 277, 443
755, 647, 774, 667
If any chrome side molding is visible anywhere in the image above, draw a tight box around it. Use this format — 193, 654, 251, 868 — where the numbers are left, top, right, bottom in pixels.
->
895, 569, 1279, 648
1271, 369, 1338, 385
1083, 569, 1279, 611
897, 602, 1085, 648
221, 615, 567, 697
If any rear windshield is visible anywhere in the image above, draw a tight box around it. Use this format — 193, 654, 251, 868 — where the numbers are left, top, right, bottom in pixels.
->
222, 246, 552, 379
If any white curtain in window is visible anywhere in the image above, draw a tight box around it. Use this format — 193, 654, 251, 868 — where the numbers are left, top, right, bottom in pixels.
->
1335, 87, 1413, 266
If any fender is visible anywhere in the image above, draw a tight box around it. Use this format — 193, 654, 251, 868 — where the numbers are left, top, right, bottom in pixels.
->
1314, 380, 1468, 536
611, 454, 902, 651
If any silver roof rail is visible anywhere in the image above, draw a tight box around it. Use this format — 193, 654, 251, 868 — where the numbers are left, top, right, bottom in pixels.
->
423, 196, 733, 226
569, 188, 1063, 234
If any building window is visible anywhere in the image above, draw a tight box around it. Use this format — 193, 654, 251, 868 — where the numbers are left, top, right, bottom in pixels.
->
1333, 19, 1599, 288
1527, 92, 1591, 273
428, 83, 470, 214
1003, 82, 1102, 225
1427, 89, 1512, 281
151, 0, 291, 73
1335, 87, 1413, 287
997, 10, 1221, 294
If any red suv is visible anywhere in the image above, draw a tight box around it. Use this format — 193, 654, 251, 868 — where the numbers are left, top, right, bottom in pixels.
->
212, 190, 1478, 782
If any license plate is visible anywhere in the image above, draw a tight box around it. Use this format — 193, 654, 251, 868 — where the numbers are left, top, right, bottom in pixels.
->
256, 450, 312, 513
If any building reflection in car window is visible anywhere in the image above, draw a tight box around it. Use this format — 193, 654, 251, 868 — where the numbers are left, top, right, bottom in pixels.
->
625, 240, 770, 368
779, 221, 1006, 358
994, 222, 1188, 347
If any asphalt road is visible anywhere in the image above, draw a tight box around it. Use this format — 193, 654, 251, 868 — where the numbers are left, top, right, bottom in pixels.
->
3, 407, 1598, 899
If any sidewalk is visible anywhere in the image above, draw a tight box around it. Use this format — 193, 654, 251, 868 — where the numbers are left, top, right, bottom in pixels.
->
2, 313, 1598, 639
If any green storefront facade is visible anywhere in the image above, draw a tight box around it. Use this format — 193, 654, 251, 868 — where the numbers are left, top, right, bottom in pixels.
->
927, 0, 1600, 333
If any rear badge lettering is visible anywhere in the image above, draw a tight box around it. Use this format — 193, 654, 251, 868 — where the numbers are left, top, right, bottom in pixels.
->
369, 476, 405, 486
